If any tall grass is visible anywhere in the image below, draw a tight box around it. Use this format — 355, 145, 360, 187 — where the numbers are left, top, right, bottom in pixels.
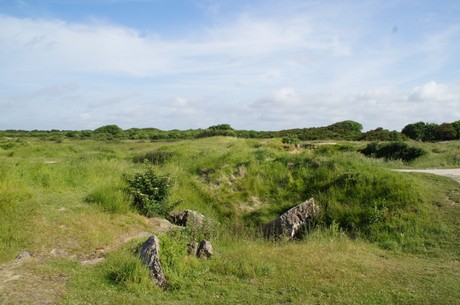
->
61, 234, 460, 305
0, 139, 149, 261
1, 136, 459, 304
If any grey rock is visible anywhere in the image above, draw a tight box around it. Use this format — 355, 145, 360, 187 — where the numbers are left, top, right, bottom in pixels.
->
14, 251, 31, 264
148, 217, 182, 234
263, 198, 320, 239
197, 240, 213, 259
187, 242, 199, 256
169, 210, 205, 228
139, 235, 167, 288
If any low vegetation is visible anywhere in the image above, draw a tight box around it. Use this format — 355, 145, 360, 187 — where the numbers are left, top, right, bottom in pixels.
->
126, 168, 180, 218
0, 135, 459, 304
360, 142, 427, 162
2, 119, 459, 142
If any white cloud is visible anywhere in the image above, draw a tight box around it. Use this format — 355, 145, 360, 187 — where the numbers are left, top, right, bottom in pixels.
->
408, 81, 458, 102
0, 1, 459, 131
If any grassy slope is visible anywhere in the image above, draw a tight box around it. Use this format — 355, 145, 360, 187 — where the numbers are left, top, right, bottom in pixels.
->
0, 137, 459, 304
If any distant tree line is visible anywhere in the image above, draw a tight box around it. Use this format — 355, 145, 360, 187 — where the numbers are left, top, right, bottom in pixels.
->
1, 120, 458, 142
401, 121, 460, 142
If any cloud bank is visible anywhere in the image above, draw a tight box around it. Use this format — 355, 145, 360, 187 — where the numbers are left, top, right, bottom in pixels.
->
0, 0, 459, 130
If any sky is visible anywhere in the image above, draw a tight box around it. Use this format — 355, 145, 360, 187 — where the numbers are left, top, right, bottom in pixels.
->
0, 0, 459, 131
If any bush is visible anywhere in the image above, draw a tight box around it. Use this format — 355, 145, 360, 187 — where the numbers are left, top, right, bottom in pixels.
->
358, 127, 406, 141
360, 142, 427, 162
281, 136, 299, 145
126, 168, 180, 217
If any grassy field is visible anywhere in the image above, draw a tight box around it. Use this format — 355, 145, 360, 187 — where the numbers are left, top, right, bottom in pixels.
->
0, 137, 459, 304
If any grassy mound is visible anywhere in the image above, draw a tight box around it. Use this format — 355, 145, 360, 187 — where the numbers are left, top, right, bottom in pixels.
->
0, 137, 459, 304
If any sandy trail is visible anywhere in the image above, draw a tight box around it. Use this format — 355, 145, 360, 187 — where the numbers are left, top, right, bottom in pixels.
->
396, 168, 460, 182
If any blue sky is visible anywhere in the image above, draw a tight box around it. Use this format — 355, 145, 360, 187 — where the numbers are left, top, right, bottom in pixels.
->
1, 0, 459, 131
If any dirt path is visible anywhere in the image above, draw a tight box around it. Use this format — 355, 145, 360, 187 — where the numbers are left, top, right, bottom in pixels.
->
0, 225, 165, 305
396, 168, 460, 182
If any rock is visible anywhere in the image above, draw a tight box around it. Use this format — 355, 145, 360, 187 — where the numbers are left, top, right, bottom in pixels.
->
148, 217, 182, 234
187, 242, 199, 256
14, 251, 31, 264
263, 198, 320, 239
169, 210, 205, 228
197, 240, 213, 259
139, 235, 167, 288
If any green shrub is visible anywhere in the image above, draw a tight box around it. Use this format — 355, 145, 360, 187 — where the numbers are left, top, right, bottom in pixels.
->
360, 142, 427, 162
126, 168, 180, 217
281, 136, 299, 145
358, 127, 406, 141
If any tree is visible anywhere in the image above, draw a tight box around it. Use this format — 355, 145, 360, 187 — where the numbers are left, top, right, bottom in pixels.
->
434, 123, 457, 141
450, 120, 460, 139
328, 120, 363, 133
358, 127, 406, 141
208, 124, 234, 131
401, 122, 426, 141
94, 125, 124, 138
423, 123, 439, 142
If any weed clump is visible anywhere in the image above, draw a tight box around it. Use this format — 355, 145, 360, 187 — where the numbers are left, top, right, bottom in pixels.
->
103, 246, 157, 292
85, 185, 130, 214
133, 150, 174, 165
126, 168, 180, 217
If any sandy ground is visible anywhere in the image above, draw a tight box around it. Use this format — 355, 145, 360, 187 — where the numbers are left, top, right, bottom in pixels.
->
396, 169, 460, 182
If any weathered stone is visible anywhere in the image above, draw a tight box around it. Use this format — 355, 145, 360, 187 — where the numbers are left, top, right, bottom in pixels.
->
169, 210, 205, 228
197, 240, 213, 259
187, 242, 199, 256
148, 217, 182, 234
263, 198, 320, 239
14, 251, 31, 264
139, 235, 167, 288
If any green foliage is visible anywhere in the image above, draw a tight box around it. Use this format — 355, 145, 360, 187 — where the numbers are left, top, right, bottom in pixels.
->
328, 120, 363, 135
94, 124, 123, 136
1, 136, 460, 304
103, 244, 157, 292
360, 142, 427, 162
85, 185, 130, 214
402, 121, 426, 141
434, 123, 458, 141
126, 168, 180, 217
359, 127, 406, 141
197, 127, 236, 138
402, 121, 460, 142
93, 124, 124, 140
208, 124, 234, 131
276, 120, 363, 141
133, 150, 174, 165
0, 119, 365, 141
281, 135, 299, 144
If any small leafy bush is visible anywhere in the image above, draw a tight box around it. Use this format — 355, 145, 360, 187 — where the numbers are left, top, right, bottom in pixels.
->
282, 136, 299, 145
126, 168, 180, 217
360, 142, 427, 162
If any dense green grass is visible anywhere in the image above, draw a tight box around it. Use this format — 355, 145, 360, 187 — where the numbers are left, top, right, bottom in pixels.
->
0, 137, 459, 304
58, 235, 460, 304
